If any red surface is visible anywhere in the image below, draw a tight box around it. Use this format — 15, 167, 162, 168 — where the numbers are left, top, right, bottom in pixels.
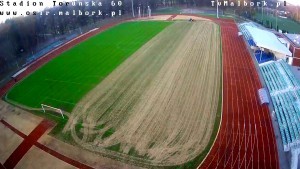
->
0, 18, 130, 98
35, 143, 93, 169
290, 45, 300, 66
1, 119, 93, 169
3, 120, 54, 169
199, 19, 279, 169
167, 14, 177, 20
0, 163, 5, 169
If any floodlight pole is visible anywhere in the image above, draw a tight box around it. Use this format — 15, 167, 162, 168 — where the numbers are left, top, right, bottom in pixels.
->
217, 0, 219, 18
276, 8, 278, 31
296, 5, 299, 22
138, 6, 141, 18
148, 6, 151, 17
261, 3, 263, 24
131, 0, 135, 17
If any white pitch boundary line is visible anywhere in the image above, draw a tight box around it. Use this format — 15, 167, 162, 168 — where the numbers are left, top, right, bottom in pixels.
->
44, 78, 93, 86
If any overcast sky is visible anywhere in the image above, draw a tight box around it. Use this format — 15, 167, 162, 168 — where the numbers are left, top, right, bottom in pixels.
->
286, 0, 300, 6
0, 0, 299, 23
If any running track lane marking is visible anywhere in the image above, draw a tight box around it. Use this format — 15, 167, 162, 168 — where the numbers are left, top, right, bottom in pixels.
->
0, 119, 93, 169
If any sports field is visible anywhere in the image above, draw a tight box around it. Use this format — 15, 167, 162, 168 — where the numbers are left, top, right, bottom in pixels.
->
5, 19, 222, 167
6, 21, 171, 112
64, 21, 221, 166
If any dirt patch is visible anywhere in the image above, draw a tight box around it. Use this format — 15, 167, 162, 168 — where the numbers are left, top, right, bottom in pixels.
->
136, 14, 210, 21
15, 146, 75, 169
137, 15, 172, 21
173, 15, 211, 21
65, 21, 221, 166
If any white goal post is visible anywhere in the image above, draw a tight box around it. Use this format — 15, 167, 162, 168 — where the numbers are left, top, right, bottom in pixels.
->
41, 104, 65, 119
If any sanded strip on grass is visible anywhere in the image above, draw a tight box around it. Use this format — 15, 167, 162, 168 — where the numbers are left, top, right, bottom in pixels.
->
67, 21, 221, 166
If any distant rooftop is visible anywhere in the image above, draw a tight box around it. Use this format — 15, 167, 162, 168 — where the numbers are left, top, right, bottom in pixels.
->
286, 34, 300, 48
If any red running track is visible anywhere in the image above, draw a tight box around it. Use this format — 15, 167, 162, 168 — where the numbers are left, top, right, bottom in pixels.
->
167, 14, 177, 21
199, 19, 279, 169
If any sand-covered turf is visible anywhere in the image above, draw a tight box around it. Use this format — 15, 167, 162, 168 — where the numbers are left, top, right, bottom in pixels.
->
6, 21, 171, 112
173, 15, 210, 21
65, 21, 221, 166
15, 146, 75, 169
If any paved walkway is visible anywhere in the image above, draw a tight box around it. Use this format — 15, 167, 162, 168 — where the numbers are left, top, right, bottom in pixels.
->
1, 119, 93, 169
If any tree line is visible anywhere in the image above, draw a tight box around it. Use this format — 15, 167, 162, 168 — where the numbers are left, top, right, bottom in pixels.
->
0, 0, 298, 82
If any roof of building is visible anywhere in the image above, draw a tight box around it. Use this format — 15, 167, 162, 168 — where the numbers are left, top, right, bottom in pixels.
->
246, 26, 292, 56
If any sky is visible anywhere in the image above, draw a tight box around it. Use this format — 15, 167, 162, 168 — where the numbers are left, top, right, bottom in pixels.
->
0, 0, 299, 23
286, 0, 300, 6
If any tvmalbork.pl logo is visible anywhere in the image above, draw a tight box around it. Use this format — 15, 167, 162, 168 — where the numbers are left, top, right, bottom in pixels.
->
211, 0, 287, 7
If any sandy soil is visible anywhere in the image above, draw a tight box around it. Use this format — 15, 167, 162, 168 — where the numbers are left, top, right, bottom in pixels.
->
139, 15, 172, 21
0, 123, 23, 163
136, 14, 210, 21
15, 146, 75, 169
66, 21, 221, 166
38, 135, 143, 169
0, 100, 43, 135
173, 15, 211, 21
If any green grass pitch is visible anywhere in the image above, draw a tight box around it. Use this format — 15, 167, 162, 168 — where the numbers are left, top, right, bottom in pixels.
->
7, 21, 172, 112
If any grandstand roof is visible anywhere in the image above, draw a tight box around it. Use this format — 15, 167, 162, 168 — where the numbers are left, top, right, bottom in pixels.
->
285, 34, 300, 48
246, 26, 292, 56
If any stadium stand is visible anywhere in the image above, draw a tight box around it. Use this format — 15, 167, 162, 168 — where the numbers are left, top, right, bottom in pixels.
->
260, 60, 300, 151
255, 50, 274, 64
239, 23, 256, 47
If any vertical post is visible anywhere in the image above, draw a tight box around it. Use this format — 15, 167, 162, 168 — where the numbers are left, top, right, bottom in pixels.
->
148, 6, 151, 17
217, 0, 219, 18
297, 5, 300, 21
260, 48, 263, 63
41, 104, 45, 113
131, 0, 135, 17
276, 8, 278, 31
261, 3, 263, 24
60, 110, 65, 119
